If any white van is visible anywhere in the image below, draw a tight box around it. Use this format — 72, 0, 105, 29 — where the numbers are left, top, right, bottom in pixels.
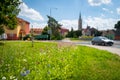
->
0, 33, 7, 40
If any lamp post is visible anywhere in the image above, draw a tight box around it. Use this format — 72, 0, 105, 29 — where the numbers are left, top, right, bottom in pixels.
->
50, 8, 57, 17
49, 8, 57, 40
31, 25, 34, 47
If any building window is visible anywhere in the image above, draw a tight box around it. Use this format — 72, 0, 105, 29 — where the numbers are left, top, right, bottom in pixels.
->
9, 33, 14, 37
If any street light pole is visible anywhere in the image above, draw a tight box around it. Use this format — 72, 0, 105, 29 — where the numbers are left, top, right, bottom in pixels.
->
50, 8, 57, 17
49, 8, 57, 40
31, 25, 34, 47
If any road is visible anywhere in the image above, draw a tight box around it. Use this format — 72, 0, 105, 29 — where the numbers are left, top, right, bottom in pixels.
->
62, 39, 120, 56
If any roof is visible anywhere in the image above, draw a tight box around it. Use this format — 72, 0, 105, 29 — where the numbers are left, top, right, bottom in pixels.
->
31, 28, 43, 34
60, 27, 69, 32
17, 17, 30, 24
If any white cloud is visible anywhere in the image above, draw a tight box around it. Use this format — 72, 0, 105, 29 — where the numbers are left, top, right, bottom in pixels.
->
59, 16, 118, 31
29, 17, 118, 31
102, 8, 109, 11
100, 14, 105, 17
59, 20, 78, 30
117, 7, 120, 15
59, 17, 118, 31
88, 0, 111, 6
19, 2, 44, 21
30, 22, 47, 29
84, 17, 118, 30
102, 8, 113, 13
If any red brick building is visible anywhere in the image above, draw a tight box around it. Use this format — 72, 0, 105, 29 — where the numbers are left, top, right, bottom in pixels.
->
4, 18, 30, 40
60, 27, 69, 37
30, 28, 43, 35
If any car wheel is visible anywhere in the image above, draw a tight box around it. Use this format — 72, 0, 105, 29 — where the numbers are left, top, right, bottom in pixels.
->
92, 42, 95, 45
102, 42, 105, 46
108, 42, 113, 46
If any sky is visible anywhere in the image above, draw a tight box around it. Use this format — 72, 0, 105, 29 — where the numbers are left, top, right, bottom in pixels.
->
18, 0, 120, 30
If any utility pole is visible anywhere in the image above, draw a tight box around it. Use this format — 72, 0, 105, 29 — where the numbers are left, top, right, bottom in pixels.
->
49, 8, 57, 40
50, 8, 57, 17
31, 25, 34, 47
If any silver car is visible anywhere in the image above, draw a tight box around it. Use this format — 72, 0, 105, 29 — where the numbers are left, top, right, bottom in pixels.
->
91, 36, 114, 46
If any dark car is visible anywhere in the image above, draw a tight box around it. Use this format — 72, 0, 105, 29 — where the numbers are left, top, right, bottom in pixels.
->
91, 36, 114, 46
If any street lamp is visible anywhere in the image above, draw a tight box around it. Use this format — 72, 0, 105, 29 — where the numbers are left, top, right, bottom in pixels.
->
31, 25, 34, 47
49, 8, 57, 40
50, 8, 57, 17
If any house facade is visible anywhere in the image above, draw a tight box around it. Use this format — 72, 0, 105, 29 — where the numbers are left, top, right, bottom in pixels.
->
30, 28, 43, 35
102, 30, 115, 40
82, 25, 97, 36
4, 18, 30, 40
115, 30, 120, 40
82, 26, 91, 36
60, 27, 69, 37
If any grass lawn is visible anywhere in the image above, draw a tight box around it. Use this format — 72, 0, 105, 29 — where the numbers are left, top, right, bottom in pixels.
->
0, 41, 120, 80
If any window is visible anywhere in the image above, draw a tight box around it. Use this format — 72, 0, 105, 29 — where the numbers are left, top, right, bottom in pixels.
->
9, 34, 14, 37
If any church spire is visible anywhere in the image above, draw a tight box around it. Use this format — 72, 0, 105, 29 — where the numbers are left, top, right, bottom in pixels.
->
78, 12, 82, 30
79, 12, 81, 20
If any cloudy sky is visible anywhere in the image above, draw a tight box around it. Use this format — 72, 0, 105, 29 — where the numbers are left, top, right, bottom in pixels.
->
18, 0, 120, 30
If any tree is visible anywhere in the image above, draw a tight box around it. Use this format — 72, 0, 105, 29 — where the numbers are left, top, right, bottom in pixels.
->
42, 26, 49, 35
66, 27, 74, 38
115, 21, 120, 30
74, 30, 82, 37
0, 0, 21, 35
94, 30, 102, 36
47, 16, 62, 40
66, 27, 82, 38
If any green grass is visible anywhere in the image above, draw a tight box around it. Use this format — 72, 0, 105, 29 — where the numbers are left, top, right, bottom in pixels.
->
70, 38, 83, 42
0, 41, 120, 80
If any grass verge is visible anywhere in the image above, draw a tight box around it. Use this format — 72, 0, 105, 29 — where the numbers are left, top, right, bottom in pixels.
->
0, 41, 120, 80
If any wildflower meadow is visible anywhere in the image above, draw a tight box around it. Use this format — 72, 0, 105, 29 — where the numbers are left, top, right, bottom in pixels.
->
0, 41, 120, 80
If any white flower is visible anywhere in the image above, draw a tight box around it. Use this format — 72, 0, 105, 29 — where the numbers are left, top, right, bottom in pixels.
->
10, 75, 15, 79
10, 76, 13, 79
23, 59, 27, 62
2, 76, 6, 80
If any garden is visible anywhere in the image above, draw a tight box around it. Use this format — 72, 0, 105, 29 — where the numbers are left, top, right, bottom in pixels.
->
0, 41, 120, 80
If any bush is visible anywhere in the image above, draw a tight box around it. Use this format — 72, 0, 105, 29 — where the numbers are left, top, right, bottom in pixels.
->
79, 36, 93, 40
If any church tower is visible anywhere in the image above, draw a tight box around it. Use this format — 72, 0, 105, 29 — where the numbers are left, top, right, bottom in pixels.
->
78, 13, 82, 31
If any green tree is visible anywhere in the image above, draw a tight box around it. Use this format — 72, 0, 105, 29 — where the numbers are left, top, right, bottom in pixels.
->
66, 28, 82, 38
70, 27, 74, 37
115, 21, 120, 30
95, 30, 102, 36
0, 0, 21, 34
74, 30, 82, 37
47, 16, 62, 40
66, 27, 74, 38
42, 26, 49, 35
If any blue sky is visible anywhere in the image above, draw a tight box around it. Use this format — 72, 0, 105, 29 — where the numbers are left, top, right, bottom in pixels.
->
18, 0, 120, 30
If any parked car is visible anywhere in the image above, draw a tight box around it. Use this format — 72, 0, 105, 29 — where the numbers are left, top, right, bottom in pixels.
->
34, 35, 48, 40
91, 36, 114, 46
0, 33, 7, 40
